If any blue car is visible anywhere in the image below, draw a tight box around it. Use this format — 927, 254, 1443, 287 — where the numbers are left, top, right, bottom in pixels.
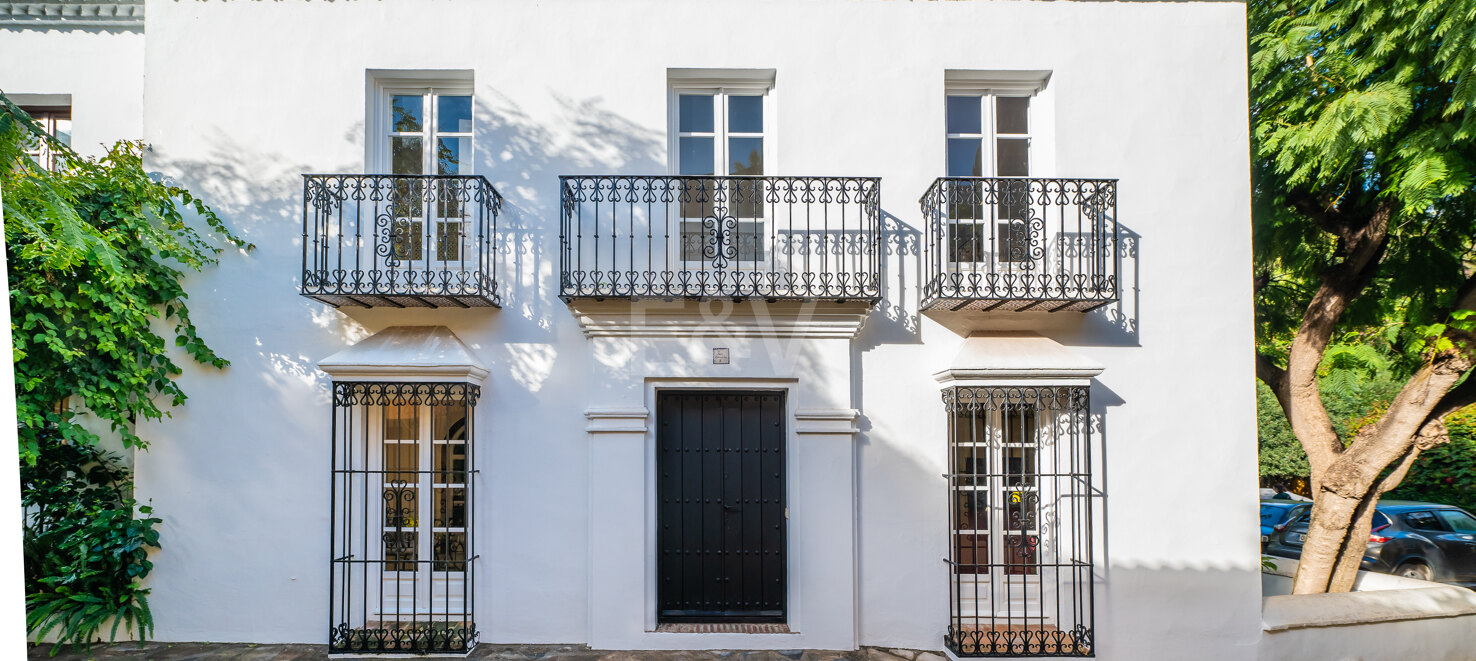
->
1266, 500, 1476, 586
1260, 500, 1311, 551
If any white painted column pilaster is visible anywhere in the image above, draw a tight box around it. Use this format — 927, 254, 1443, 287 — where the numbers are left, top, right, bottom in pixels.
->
584, 406, 650, 649
792, 408, 861, 650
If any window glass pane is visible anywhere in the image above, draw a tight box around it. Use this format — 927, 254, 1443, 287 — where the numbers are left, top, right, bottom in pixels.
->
954, 490, 988, 531
1002, 408, 1036, 444
1004, 447, 1036, 487
385, 404, 419, 440
1003, 534, 1039, 575
1373, 511, 1391, 528
432, 531, 466, 571
384, 441, 418, 484
678, 94, 714, 133
1402, 511, 1443, 530
1437, 510, 1476, 533
436, 137, 469, 175
996, 138, 1029, 177
996, 96, 1029, 134
384, 531, 418, 571
947, 96, 982, 134
1005, 489, 1038, 529
430, 404, 466, 442
52, 118, 71, 147
679, 136, 714, 175
391, 136, 424, 175
948, 222, 984, 262
728, 137, 763, 176
434, 443, 467, 483
947, 138, 982, 177
432, 487, 466, 528
437, 95, 472, 133
998, 221, 1031, 262
955, 443, 985, 487
728, 95, 763, 133
954, 533, 988, 574
392, 95, 423, 133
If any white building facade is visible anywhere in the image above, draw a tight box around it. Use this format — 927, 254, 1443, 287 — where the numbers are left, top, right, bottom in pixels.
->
3, 0, 1260, 658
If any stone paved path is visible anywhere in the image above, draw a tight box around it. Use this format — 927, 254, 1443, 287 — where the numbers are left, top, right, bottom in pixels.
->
28, 643, 945, 661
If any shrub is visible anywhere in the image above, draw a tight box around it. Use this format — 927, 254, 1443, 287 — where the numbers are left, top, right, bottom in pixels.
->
21, 429, 160, 652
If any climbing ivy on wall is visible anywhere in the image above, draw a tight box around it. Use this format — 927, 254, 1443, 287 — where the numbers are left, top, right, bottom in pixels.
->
2, 92, 250, 650
1, 93, 250, 464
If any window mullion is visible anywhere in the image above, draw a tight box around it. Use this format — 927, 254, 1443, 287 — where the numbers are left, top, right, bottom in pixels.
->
983, 94, 997, 177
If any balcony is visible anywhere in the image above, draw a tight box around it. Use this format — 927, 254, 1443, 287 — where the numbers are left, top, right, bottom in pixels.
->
559, 175, 882, 303
920, 178, 1118, 313
301, 174, 502, 308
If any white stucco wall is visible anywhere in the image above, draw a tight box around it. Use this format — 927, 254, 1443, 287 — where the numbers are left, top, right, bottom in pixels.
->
0, 25, 143, 156
110, 0, 1264, 657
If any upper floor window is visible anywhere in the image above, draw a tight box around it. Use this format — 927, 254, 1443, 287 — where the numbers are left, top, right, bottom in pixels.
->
370, 78, 474, 264
673, 88, 767, 178
671, 81, 772, 261
21, 105, 71, 171
380, 88, 472, 177
946, 94, 1029, 178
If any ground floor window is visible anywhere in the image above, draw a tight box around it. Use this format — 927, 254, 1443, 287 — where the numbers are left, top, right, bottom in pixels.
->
944, 385, 1093, 657
329, 382, 478, 653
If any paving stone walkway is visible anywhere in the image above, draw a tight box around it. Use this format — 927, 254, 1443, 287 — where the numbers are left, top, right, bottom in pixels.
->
28, 643, 946, 661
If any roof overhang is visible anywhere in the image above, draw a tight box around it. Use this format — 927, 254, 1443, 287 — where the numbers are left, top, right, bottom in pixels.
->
318, 326, 488, 382
933, 331, 1103, 387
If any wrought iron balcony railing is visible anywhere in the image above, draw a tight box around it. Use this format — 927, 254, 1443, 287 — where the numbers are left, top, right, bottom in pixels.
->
301, 174, 502, 308
559, 175, 882, 302
920, 178, 1118, 312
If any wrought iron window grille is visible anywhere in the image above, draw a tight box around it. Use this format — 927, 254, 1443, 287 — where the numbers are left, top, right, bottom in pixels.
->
920, 178, 1119, 312
559, 175, 882, 302
943, 385, 1094, 657
302, 174, 502, 308
329, 382, 480, 654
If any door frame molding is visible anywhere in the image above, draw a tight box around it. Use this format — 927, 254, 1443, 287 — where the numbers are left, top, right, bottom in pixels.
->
644, 380, 799, 633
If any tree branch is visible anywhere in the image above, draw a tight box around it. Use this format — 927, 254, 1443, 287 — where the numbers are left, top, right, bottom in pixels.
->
1283, 199, 1396, 477
1425, 374, 1476, 423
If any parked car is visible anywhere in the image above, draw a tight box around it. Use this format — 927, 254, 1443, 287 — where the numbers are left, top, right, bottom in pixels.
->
1260, 500, 1311, 551
1265, 500, 1476, 586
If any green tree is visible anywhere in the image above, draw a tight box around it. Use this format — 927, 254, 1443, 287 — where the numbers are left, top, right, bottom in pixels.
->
1251, 0, 1476, 594
2, 93, 249, 647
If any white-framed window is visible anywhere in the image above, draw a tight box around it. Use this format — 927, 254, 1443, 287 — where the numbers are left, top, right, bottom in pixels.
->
375, 400, 469, 613
670, 81, 773, 263
20, 105, 71, 172
944, 92, 1034, 266
368, 75, 474, 265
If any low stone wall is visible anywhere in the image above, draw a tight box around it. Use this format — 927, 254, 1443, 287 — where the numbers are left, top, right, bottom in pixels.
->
1260, 558, 1476, 661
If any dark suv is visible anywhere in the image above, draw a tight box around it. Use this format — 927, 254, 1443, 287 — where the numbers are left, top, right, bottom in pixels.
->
1265, 500, 1476, 586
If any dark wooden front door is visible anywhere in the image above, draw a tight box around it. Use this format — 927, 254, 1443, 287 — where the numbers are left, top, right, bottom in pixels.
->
657, 390, 786, 623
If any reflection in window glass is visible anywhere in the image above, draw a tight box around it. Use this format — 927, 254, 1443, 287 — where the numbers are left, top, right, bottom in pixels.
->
437, 95, 473, 133
436, 137, 469, 176
392, 95, 423, 132
392, 137, 423, 175
1403, 512, 1443, 530
728, 137, 763, 175
1437, 510, 1476, 533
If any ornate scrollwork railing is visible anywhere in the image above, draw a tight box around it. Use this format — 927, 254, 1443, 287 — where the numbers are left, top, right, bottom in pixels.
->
302, 174, 502, 308
920, 178, 1118, 312
558, 175, 882, 302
